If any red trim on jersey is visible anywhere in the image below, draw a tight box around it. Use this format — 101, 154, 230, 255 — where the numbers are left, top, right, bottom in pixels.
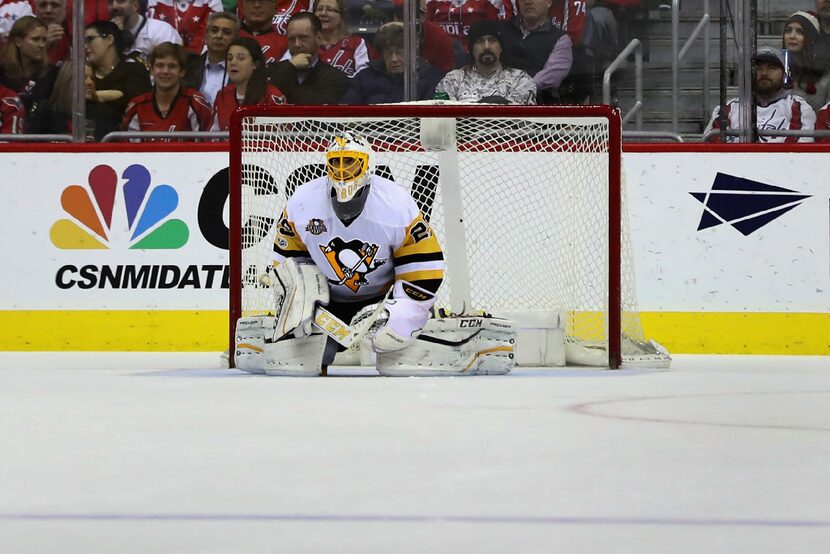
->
785, 100, 803, 144
239, 27, 289, 65
122, 87, 214, 140
212, 83, 287, 131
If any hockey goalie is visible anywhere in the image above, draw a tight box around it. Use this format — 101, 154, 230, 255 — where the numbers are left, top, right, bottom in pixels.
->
234, 132, 515, 376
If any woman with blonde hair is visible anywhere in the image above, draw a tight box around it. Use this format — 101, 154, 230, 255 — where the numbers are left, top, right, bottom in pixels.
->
314, 0, 369, 77
0, 15, 58, 133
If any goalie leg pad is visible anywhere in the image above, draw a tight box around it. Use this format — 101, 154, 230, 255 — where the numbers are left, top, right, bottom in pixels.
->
376, 316, 516, 376
234, 316, 326, 376
263, 334, 327, 377
234, 316, 275, 374
272, 259, 330, 340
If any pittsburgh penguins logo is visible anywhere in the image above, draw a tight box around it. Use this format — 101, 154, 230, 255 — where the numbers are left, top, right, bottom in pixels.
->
320, 237, 385, 293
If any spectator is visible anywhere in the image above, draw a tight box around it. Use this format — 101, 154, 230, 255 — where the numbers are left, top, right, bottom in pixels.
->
122, 42, 213, 140
0, 80, 24, 133
0, 16, 59, 133
268, 12, 349, 104
0, 0, 34, 41
704, 47, 816, 143
814, 0, 830, 70
39, 59, 86, 134
340, 22, 444, 104
107, 0, 181, 60
35, 0, 69, 64
239, 0, 288, 65
212, 36, 285, 130
423, 0, 514, 50
550, 0, 586, 46
378, 9, 458, 73
237, 0, 312, 35
434, 19, 536, 104
184, 11, 238, 105
147, 0, 223, 54
500, 0, 572, 104
66, 0, 110, 27
84, 20, 151, 140
313, 0, 368, 78
783, 10, 830, 113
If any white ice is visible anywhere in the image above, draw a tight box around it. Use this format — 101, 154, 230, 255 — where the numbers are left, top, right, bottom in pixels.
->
1, 353, 829, 553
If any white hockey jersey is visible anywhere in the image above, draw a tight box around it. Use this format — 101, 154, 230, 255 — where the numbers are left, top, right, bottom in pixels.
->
704, 92, 816, 143
273, 175, 445, 303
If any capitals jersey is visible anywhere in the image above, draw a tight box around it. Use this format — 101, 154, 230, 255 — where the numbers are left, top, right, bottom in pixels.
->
704, 93, 816, 143
0, 84, 22, 134
147, 0, 224, 54
239, 26, 289, 65
319, 36, 369, 78
550, 0, 587, 46
273, 176, 445, 303
816, 102, 830, 144
122, 87, 213, 139
424, 0, 514, 46
0, 0, 33, 39
211, 83, 286, 131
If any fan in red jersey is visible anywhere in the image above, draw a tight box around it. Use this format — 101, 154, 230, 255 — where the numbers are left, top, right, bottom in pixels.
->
211, 36, 285, 130
147, 0, 224, 54
0, 82, 24, 133
423, 0, 513, 49
238, 0, 313, 35
122, 42, 213, 141
312, 0, 367, 77
549, 0, 586, 45
239, 0, 288, 65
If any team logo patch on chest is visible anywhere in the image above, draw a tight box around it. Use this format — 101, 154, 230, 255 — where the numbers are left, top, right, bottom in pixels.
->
320, 237, 386, 293
305, 218, 327, 235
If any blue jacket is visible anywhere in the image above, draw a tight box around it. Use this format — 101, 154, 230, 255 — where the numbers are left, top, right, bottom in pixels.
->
340, 60, 445, 105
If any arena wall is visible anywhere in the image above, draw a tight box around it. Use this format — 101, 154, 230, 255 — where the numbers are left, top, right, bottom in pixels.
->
1, 143, 828, 355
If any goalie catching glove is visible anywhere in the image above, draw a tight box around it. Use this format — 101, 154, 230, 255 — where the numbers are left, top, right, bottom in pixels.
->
372, 280, 437, 353
270, 258, 330, 340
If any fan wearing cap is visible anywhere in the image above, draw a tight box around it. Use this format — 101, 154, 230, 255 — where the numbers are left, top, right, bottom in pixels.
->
434, 19, 536, 104
704, 47, 816, 143
783, 10, 830, 112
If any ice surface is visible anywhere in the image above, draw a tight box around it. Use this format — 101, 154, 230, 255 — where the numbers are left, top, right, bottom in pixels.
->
1, 353, 829, 552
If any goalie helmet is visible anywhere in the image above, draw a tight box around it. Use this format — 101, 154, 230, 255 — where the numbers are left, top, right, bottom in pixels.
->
326, 132, 373, 220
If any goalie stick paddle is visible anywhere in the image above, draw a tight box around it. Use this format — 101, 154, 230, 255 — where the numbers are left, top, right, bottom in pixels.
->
259, 273, 388, 349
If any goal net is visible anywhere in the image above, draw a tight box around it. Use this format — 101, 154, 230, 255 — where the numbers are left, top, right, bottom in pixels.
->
229, 104, 669, 369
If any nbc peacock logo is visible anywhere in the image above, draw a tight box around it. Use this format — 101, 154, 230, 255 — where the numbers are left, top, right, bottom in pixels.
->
50, 164, 189, 250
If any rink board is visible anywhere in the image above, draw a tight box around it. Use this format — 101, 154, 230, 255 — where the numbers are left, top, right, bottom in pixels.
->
0, 146, 828, 354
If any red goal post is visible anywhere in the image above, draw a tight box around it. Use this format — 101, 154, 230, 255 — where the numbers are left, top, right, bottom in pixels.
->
229, 104, 656, 369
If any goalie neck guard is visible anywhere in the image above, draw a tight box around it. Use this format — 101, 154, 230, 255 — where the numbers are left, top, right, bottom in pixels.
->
326, 132, 373, 220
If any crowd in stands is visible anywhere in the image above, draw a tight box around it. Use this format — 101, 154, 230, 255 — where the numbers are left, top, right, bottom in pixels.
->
705, 1, 830, 142
0, 0, 826, 141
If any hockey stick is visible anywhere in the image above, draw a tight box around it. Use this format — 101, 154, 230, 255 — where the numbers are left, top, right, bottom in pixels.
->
260, 273, 388, 349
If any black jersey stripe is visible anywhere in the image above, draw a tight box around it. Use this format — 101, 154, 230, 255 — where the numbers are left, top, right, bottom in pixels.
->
394, 251, 445, 265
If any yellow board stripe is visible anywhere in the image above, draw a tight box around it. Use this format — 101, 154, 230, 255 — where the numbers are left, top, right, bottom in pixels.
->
0, 311, 828, 354
640, 312, 830, 355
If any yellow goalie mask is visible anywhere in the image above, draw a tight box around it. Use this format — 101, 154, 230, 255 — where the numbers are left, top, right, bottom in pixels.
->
326, 133, 373, 219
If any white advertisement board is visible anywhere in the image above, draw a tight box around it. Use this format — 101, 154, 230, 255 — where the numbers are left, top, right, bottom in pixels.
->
0, 149, 827, 352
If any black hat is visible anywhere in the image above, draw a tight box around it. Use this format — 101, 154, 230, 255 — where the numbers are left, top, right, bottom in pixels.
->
467, 20, 502, 51
752, 47, 786, 70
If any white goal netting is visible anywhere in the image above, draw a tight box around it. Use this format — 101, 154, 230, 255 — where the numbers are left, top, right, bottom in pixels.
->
231, 105, 668, 368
